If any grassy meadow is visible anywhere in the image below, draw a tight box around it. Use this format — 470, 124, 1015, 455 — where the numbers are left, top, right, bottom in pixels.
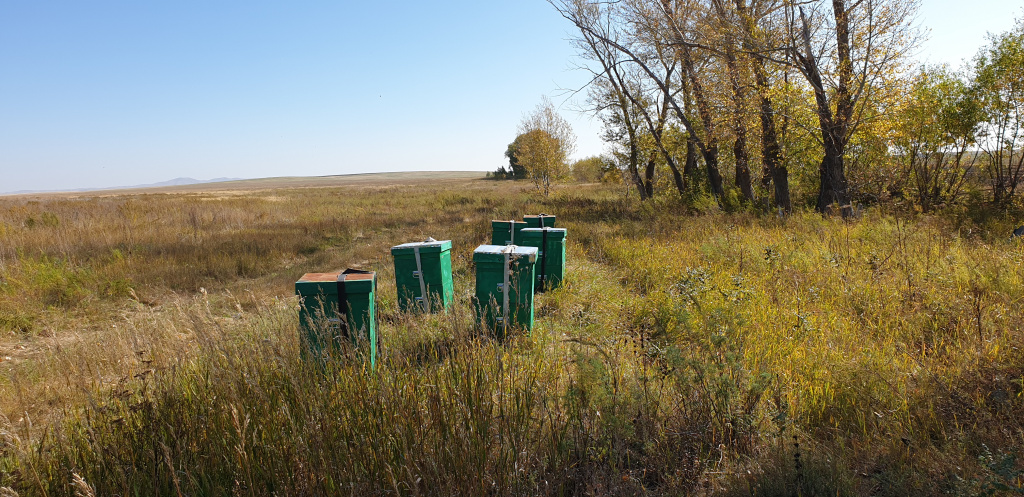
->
1, 177, 1023, 495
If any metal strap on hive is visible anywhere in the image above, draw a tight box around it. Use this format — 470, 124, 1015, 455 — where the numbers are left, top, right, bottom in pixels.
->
413, 246, 430, 312
500, 246, 512, 334
539, 228, 549, 287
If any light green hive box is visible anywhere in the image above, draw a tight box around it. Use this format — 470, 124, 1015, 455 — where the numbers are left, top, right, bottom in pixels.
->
295, 269, 376, 367
390, 239, 454, 313
523, 214, 556, 228
472, 244, 538, 338
490, 220, 527, 245
520, 227, 567, 292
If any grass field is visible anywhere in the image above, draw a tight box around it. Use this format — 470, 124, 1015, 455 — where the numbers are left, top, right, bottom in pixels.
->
1, 175, 1023, 495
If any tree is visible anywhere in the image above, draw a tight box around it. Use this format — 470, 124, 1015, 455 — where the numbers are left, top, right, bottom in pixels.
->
515, 98, 577, 195
500, 138, 529, 179
570, 155, 611, 182
649, 0, 728, 201
732, 0, 792, 212
709, 0, 756, 202
590, 62, 652, 199
891, 66, 982, 211
553, 0, 727, 202
564, 0, 676, 200
552, 0, 918, 214
974, 19, 1024, 206
783, 0, 920, 216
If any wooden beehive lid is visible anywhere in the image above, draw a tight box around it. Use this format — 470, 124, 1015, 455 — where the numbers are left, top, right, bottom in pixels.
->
298, 271, 341, 282
298, 270, 375, 282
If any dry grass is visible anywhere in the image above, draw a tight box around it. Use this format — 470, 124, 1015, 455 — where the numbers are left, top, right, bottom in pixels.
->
0, 177, 509, 429
0, 178, 1022, 495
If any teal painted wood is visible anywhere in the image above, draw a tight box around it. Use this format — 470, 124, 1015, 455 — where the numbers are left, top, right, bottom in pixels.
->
390, 239, 454, 312
520, 227, 567, 292
295, 270, 377, 367
523, 214, 556, 228
490, 220, 527, 245
473, 244, 537, 338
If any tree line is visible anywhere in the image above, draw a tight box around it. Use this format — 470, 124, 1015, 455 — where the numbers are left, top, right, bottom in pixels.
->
501, 0, 1024, 215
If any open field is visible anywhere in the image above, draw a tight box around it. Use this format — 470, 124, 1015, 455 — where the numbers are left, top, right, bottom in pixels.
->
1, 176, 1023, 495
3, 171, 487, 197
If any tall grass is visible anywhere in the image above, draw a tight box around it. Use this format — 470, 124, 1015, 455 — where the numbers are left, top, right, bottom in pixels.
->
1, 180, 1023, 495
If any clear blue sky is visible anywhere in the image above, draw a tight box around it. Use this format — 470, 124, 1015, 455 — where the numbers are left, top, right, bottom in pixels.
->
1, 1, 1020, 193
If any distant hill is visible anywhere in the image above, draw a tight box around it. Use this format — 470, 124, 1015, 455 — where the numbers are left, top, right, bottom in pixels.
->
3, 171, 488, 196
144, 177, 243, 188
4, 177, 246, 195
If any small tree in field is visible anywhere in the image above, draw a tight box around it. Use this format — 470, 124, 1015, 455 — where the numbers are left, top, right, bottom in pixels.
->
571, 155, 607, 183
515, 98, 577, 195
974, 19, 1024, 206
892, 66, 982, 211
499, 138, 529, 179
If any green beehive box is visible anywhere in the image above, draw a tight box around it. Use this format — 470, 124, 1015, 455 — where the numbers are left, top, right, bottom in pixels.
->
491, 220, 527, 245
390, 239, 454, 313
473, 244, 538, 338
520, 227, 567, 292
295, 269, 377, 367
523, 214, 556, 228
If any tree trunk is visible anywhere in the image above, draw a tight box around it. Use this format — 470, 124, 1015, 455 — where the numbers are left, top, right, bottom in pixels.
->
666, 154, 686, 196
816, 136, 852, 215
681, 46, 726, 199
628, 138, 650, 201
757, 76, 790, 213
644, 156, 656, 198
733, 129, 753, 201
685, 136, 699, 186
704, 147, 724, 199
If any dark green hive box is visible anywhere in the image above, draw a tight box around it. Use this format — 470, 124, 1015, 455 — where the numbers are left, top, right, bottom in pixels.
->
390, 239, 454, 312
295, 269, 376, 367
523, 214, 556, 228
490, 220, 527, 245
520, 227, 567, 292
473, 244, 538, 338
